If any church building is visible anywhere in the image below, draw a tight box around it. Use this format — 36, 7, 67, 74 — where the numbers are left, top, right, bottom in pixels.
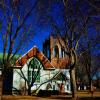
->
13, 35, 71, 94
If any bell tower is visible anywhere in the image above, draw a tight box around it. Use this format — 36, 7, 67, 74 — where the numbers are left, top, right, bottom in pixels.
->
43, 34, 70, 69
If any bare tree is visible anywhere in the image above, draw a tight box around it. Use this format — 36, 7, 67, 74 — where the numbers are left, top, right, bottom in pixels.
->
77, 32, 100, 91
59, 1, 99, 99
0, 0, 39, 94
35, 0, 99, 99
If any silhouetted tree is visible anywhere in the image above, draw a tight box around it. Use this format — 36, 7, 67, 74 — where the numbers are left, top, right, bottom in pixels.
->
77, 33, 100, 91
0, 0, 39, 94
35, 0, 100, 99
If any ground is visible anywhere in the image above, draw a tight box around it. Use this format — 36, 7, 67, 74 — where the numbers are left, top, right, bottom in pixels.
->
1, 96, 100, 100
1, 92, 100, 100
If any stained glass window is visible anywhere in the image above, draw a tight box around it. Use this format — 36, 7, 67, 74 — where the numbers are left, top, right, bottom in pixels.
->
28, 57, 42, 83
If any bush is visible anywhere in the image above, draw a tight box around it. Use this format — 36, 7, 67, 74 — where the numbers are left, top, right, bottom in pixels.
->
51, 90, 59, 95
37, 90, 51, 97
37, 90, 60, 97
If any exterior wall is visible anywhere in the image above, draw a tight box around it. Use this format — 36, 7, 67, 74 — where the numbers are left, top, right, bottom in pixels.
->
13, 64, 71, 93
13, 64, 28, 90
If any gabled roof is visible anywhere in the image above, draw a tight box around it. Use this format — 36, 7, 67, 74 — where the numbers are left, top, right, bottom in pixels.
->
53, 72, 69, 81
15, 46, 55, 70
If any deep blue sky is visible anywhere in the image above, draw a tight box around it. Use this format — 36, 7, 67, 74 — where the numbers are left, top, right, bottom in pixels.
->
0, 0, 99, 56
0, 0, 64, 54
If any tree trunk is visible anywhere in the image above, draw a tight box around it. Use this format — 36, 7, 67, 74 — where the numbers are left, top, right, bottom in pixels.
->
0, 75, 3, 99
2, 68, 13, 95
88, 78, 93, 97
25, 81, 27, 95
89, 78, 93, 91
28, 85, 31, 95
70, 68, 77, 100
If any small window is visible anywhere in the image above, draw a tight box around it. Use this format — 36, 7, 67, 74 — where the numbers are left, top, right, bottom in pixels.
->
53, 85, 55, 90
63, 51, 65, 57
47, 45, 50, 58
28, 76, 32, 82
61, 48, 63, 58
61, 48, 65, 58
54, 45, 59, 58
28, 71, 32, 76
67, 84, 69, 90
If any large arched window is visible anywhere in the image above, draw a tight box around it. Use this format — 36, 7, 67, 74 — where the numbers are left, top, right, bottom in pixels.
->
28, 57, 42, 83
54, 45, 59, 58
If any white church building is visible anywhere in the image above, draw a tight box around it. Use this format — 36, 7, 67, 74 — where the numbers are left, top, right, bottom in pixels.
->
13, 35, 71, 94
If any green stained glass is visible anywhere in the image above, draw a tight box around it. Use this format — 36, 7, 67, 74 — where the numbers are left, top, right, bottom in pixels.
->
28, 71, 31, 76
36, 75, 40, 82
28, 57, 42, 83
28, 76, 32, 82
